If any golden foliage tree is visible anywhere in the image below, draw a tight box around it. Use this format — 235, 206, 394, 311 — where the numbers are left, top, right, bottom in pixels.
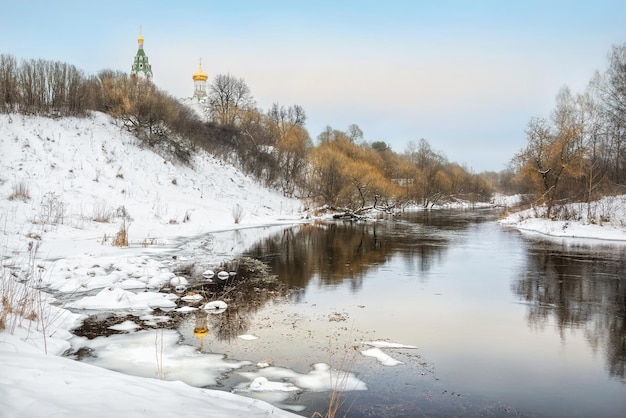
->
307, 128, 400, 210
513, 88, 588, 217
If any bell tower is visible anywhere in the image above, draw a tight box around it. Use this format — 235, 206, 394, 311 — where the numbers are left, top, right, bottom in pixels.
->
130, 26, 153, 80
192, 58, 208, 100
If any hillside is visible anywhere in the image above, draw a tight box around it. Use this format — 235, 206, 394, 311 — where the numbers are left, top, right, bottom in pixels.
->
0, 112, 303, 258
0, 112, 304, 417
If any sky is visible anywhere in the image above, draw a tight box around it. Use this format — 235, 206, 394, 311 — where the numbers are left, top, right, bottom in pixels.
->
1, 0, 625, 172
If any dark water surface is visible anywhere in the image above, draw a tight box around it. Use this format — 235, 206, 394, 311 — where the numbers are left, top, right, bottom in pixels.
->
72, 210, 625, 417
201, 209, 626, 417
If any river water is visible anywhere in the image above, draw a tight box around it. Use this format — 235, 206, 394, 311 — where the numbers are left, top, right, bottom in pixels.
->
204, 209, 625, 417
72, 209, 626, 417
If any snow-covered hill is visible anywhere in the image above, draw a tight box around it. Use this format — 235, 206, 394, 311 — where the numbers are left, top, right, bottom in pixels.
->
0, 112, 304, 417
1, 112, 303, 258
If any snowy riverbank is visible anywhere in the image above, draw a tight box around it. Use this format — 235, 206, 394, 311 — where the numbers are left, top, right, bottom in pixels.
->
498, 195, 626, 242
0, 112, 306, 417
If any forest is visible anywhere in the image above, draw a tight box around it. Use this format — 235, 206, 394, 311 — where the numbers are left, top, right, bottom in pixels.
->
1, 44, 625, 214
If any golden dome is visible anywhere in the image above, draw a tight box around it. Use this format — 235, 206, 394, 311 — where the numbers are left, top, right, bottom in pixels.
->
192, 58, 208, 81
137, 25, 144, 44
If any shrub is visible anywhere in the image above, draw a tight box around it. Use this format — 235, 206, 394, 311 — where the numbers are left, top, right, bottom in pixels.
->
232, 203, 245, 224
92, 200, 112, 223
38, 192, 65, 225
8, 181, 30, 202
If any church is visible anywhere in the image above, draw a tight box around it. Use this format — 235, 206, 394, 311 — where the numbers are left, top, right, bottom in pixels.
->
192, 58, 208, 100
130, 27, 153, 80
129, 27, 208, 101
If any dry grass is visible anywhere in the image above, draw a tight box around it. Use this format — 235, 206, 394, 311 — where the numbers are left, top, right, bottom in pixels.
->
312, 339, 361, 418
8, 181, 30, 202
0, 242, 41, 334
232, 203, 245, 224
92, 200, 112, 223
112, 219, 129, 247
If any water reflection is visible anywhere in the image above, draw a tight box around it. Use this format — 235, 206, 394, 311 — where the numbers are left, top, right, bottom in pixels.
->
243, 211, 487, 292
180, 259, 290, 343
71, 210, 626, 416
512, 238, 626, 380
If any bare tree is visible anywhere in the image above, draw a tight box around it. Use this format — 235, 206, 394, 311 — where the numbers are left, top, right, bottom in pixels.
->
206, 74, 255, 126
0, 54, 19, 112
265, 103, 311, 195
347, 123, 363, 142
404, 138, 448, 207
592, 44, 626, 185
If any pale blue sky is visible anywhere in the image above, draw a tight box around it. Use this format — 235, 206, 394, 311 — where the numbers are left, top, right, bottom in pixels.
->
2, 1, 625, 171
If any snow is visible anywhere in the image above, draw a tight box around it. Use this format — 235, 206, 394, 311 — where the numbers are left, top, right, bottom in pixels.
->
238, 334, 259, 340
67, 286, 178, 310
3, 112, 623, 417
203, 300, 228, 312
361, 347, 404, 366
72, 329, 251, 387
107, 319, 140, 331
0, 334, 296, 418
0, 112, 306, 417
499, 195, 626, 241
360, 341, 417, 366
363, 340, 417, 349
237, 363, 368, 392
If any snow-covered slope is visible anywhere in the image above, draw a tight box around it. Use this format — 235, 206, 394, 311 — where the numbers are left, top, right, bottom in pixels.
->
0, 112, 302, 258
0, 112, 304, 417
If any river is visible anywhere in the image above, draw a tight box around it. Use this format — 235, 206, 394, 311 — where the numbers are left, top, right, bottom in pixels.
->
74, 209, 626, 417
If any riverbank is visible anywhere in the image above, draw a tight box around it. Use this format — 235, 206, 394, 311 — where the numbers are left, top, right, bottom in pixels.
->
498, 194, 626, 241
0, 112, 304, 417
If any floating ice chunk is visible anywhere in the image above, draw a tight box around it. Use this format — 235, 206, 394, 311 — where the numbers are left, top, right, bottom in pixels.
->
362, 341, 417, 349
202, 269, 215, 279
180, 294, 203, 302
232, 384, 292, 404
170, 276, 188, 287
175, 306, 198, 313
249, 377, 299, 392
217, 271, 229, 280
240, 363, 367, 392
108, 320, 139, 331
361, 348, 403, 366
203, 300, 227, 313
238, 334, 258, 341
170, 276, 188, 293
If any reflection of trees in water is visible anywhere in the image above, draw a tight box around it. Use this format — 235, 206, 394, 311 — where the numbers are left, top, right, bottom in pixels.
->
243, 215, 469, 292
207, 306, 252, 341
513, 242, 626, 380
182, 258, 289, 343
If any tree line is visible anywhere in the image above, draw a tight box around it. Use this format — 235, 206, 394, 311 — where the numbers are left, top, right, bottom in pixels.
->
0, 52, 492, 210
201, 72, 492, 210
0, 54, 230, 162
0, 55, 87, 116
509, 43, 626, 218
